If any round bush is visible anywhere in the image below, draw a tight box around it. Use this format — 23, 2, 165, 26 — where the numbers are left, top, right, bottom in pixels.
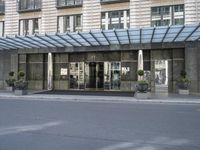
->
180, 70, 187, 78
9, 71, 14, 77
137, 70, 144, 76
18, 71, 25, 78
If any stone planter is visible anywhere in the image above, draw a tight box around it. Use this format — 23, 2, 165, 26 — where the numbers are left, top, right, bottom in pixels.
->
6, 86, 14, 92
178, 89, 189, 95
135, 92, 150, 99
14, 90, 27, 96
136, 83, 148, 93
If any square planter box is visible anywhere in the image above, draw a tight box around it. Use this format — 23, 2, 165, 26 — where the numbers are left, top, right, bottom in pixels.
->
14, 90, 27, 96
6, 86, 14, 92
178, 89, 189, 95
135, 92, 150, 99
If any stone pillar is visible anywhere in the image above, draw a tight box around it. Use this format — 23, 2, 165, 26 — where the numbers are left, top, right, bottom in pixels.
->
10, 52, 18, 80
47, 53, 53, 90
138, 50, 143, 80
18, 54, 27, 80
185, 42, 199, 94
138, 50, 144, 70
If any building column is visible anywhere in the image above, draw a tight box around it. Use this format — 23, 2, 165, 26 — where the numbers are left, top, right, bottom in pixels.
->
185, 42, 199, 94
105, 12, 109, 30
47, 53, 53, 90
138, 50, 143, 80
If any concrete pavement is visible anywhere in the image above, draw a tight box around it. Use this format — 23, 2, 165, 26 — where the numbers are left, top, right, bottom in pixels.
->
0, 90, 200, 104
0, 99, 200, 150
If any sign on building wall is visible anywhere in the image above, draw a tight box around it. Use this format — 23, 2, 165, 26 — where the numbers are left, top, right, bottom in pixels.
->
61, 68, 68, 76
122, 67, 130, 75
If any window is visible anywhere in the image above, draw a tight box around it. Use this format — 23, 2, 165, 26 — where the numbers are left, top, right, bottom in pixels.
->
101, 10, 130, 30
151, 4, 184, 27
58, 14, 82, 33
0, 0, 5, 14
19, 18, 41, 35
100, 0, 129, 5
173, 5, 185, 25
0, 21, 4, 37
57, 0, 82, 7
18, 0, 41, 11
152, 7, 161, 16
174, 5, 184, 12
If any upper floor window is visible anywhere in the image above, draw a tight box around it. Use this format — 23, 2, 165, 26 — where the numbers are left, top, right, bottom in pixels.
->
18, 0, 41, 12
100, 0, 129, 5
19, 18, 41, 35
151, 4, 184, 27
58, 14, 82, 33
0, 0, 5, 15
57, 0, 82, 8
0, 21, 4, 37
101, 10, 130, 30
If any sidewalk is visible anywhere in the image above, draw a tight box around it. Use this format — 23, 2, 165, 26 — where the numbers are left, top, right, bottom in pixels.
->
0, 90, 200, 104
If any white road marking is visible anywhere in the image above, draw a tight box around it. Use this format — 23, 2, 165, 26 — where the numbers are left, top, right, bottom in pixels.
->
98, 142, 136, 150
0, 121, 62, 136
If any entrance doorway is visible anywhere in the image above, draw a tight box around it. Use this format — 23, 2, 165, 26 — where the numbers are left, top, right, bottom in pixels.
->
69, 62, 121, 90
154, 60, 168, 93
85, 62, 104, 90
104, 62, 121, 90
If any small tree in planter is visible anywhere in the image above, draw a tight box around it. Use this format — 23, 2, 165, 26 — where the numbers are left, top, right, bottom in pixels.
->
176, 70, 190, 95
136, 70, 149, 92
14, 71, 28, 95
135, 70, 149, 99
5, 71, 16, 91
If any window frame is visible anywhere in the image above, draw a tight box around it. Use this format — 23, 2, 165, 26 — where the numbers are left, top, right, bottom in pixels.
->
151, 4, 185, 27
18, 0, 42, 13
100, 0, 129, 5
56, 0, 83, 9
19, 18, 41, 36
101, 9, 130, 30
0, 0, 5, 15
57, 14, 82, 33
0, 21, 4, 37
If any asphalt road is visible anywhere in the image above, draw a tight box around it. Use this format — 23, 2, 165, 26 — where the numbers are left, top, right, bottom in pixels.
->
0, 99, 200, 150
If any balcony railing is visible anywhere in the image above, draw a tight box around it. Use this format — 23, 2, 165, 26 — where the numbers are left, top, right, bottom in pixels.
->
100, 0, 129, 4
0, 1, 5, 15
57, 0, 82, 8
18, 0, 41, 12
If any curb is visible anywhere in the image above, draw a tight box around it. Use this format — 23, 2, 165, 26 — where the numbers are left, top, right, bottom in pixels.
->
0, 94, 200, 105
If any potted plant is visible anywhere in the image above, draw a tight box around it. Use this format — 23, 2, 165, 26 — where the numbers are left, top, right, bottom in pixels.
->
14, 71, 28, 96
176, 70, 190, 95
135, 70, 149, 99
5, 71, 16, 91
136, 70, 149, 92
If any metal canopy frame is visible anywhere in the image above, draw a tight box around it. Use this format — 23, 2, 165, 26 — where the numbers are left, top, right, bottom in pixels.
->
0, 24, 200, 50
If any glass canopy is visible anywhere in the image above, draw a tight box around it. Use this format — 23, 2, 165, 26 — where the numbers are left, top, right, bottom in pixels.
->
0, 24, 200, 50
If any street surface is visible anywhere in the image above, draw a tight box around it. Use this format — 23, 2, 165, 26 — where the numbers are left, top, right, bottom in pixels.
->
0, 99, 200, 150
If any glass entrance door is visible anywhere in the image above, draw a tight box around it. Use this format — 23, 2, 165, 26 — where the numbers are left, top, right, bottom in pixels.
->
154, 60, 168, 93
69, 62, 84, 89
104, 62, 121, 90
85, 62, 104, 90
70, 62, 121, 90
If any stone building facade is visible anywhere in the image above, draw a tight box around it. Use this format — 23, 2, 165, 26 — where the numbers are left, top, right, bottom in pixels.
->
0, 0, 200, 94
